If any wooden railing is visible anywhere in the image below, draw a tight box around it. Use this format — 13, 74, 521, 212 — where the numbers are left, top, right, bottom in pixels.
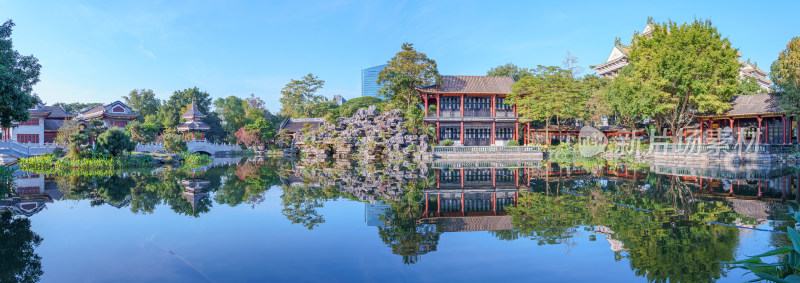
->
433, 146, 541, 153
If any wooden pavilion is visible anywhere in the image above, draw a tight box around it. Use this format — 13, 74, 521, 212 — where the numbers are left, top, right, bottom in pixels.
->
693, 93, 797, 145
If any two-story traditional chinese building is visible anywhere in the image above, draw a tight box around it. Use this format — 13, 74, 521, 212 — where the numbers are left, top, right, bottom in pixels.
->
417, 75, 518, 146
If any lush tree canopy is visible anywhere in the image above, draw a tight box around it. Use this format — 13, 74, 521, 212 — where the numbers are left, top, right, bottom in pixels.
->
279, 74, 331, 119
0, 212, 43, 283
337, 96, 383, 118
508, 66, 582, 144
773, 37, 800, 115
96, 128, 135, 156
627, 19, 740, 140
0, 20, 41, 127
123, 89, 161, 118
378, 42, 440, 132
487, 63, 533, 81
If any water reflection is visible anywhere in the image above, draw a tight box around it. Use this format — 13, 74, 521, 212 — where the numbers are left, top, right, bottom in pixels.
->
0, 211, 43, 283
0, 158, 797, 282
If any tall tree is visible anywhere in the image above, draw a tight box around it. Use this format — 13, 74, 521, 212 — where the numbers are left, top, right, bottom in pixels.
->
507, 66, 582, 145
123, 89, 161, 118
773, 37, 800, 115
0, 20, 41, 127
605, 66, 660, 129
214, 96, 250, 138
627, 18, 740, 141
0, 212, 43, 283
736, 76, 767, 96
378, 43, 440, 132
487, 63, 533, 81
579, 74, 612, 126
279, 74, 328, 118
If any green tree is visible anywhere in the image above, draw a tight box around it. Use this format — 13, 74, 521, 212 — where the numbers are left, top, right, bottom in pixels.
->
773, 37, 800, 116
0, 20, 41, 127
627, 18, 740, 141
123, 89, 161, 119
96, 128, 135, 157
214, 96, 249, 137
605, 66, 659, 129
52, 102, 102, 114
378, 42, 441, 132
279, 74, 330, 118
163, 133, 187, 153
337, 96, 384, 118
244, 117, 276, 145
507, 66, 582, 144
125, 120, 159, 144
160, 87, 213, 130
579, 74, 612, 126
0, 212, 43, 283
487, 63, 533, 81
736, 76, 767, 95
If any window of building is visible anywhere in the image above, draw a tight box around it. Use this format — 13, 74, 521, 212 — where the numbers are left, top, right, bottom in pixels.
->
19, 118, 39, 126
111, 120, 128, 127
495, 97, 512, 110
44, 133, 57, 143
17, 134, 39, 144
465, 97, 490, 109
112, 106, 125, 113
439, 127, 460, 140
17, 187, 40, 195
441, 97, 461, 110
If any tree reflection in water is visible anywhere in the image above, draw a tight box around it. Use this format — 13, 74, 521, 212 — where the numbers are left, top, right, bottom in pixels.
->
0, 212, 43, 283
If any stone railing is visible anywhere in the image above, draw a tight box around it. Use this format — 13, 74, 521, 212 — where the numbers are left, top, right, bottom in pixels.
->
433, 146, 541, 153
0, 139, 62, 157
650, 142, 794, 153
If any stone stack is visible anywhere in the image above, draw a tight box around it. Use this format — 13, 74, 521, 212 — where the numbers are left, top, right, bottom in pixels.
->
297, 106, 432, 161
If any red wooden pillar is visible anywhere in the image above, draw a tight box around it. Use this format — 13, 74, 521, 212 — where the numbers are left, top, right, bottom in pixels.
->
492, 193, 496, 215
461, 193, 465, 216
514, 122, 518, 141
758, 181, 762, 198
783, 115, 788, 144
729, 118, 735, 142
424, 95, 428, 117
491, 94, 496, 117
492, 168, 496, 189
460, 168, 464, 189
424, 193, 429, 217
436, 170, 440, 189
699, 119, 704, 144
514, 191, 519, 206
460, 94, 465, 117
491, 121, 496, 145
514, 169, 519, 187
437, 194, 441, 216
436, 121, 440, 143
460, 121, 464, 145
436, 94, 441, 117
757, 116, 763, 144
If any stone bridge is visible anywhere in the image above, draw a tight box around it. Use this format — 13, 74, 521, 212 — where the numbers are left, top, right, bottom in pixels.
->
0, 139, 62, 164
136, 140, 243, 156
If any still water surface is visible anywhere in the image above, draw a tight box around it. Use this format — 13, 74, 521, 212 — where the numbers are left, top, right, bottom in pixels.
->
1, 159, 795, 282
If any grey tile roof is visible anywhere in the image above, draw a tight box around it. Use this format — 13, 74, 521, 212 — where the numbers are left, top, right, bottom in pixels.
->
280, 118, 324, 132
431, 216, 512, 232
698, 93, 784, 118
44, 119, 65, 131
418, 75, 514, 94
181, 101, 207, 119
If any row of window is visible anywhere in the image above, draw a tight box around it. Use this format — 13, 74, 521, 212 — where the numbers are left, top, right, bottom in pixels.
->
19, 118, 39, 126
439, 127, 515, 139
17, 134, 39, 143
438, 97, 514, 110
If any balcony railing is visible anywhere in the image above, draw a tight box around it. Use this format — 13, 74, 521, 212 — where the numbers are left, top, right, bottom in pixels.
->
430, 109, 514, 118
433, 146, 541, 153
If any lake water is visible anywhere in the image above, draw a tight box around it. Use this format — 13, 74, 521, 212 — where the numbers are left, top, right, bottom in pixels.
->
1, 158, 795, 282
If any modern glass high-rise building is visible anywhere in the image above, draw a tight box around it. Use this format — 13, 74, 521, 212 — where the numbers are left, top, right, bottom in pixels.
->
361, 64, 388, 98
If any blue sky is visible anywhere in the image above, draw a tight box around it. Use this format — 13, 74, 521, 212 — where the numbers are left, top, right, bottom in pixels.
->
2, 0, 799, 113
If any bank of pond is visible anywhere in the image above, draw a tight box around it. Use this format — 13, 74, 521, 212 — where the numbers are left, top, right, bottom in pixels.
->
1, 158, 798, 282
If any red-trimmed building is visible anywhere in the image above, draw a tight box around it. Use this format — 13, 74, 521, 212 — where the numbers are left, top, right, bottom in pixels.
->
417, 76, 518, 146
0, 104, 75, 144
77, 101, 139, 129
694, 93, 797, 145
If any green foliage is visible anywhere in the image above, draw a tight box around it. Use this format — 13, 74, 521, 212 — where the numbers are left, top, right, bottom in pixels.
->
737, 76, 767, 96
0, 211, 43, 282
123, 89, 160, 119
0, 20, 42, 128
487, 62, 533, 81
627, 18, 740, 139
52, 102, 102, 114
406, 144, 417, 151
279, 73, 333, 118
441, 139, 454, 146
244, 117, 276, 143
378, 42, 441, 133
178, 152, 212, 169
0, 165, 13, 197
579, 74, 611, 126
774, 37, 800, 116
125, 120, 160, 143
724, 226, 800, 282
507, 140, 519, 146
163, 134, 187, 153
508, 65, 582, 140
96, 128, 135, 156
19, 154, 153, 170
338, 96, 383, 118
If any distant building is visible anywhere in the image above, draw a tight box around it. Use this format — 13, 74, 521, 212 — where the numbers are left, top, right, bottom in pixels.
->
77, 101, 139, 129
361, 64, 388, 98
593, 22, 772, 90
0, 104, 75, 144
333, 95, 347, 106
177, 100, 210, 141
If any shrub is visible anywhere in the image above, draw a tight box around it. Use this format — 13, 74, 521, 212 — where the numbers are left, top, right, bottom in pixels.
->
163, 134, 187, 153
441, 139, 454, 146
96, 128, 135, 157
178, 152, 212, 168
407, 144, 417, 151
507, 140, 520, 146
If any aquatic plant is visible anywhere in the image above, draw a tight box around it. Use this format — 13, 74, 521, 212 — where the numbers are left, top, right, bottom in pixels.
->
179, 152, 212, 169
723, 225, 800, 282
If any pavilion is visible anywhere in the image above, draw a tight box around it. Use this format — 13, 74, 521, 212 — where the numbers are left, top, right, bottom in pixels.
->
177, 100, 210, 141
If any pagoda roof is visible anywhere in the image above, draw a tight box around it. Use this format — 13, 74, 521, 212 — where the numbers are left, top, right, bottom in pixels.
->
417, 75, 513, 94
178, 121, 210, 131
181, 101, 207, 119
